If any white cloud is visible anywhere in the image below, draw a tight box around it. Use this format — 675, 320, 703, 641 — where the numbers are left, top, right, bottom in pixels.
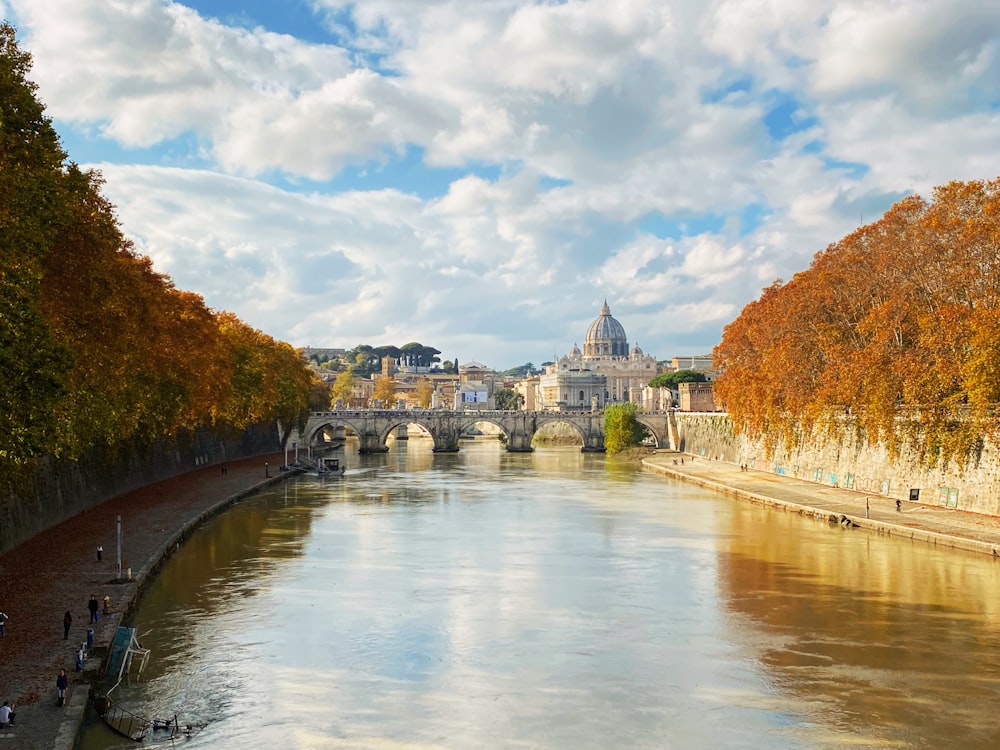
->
814, 1, 1000, 107
6, 0, 1000, 365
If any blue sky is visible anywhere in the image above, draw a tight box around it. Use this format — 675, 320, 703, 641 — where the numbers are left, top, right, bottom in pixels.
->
4, 0, 1000, 368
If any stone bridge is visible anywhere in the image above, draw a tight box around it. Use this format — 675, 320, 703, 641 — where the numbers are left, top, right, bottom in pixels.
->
299, 410, 678, 454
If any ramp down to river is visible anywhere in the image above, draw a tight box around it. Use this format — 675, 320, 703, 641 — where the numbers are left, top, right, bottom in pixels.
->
100, 626, 151, 740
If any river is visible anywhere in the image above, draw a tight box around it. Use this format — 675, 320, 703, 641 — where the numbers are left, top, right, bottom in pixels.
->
78, 438, 1000, 749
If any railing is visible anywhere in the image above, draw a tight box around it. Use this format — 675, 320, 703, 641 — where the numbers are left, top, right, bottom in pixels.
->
309, 409, 677, 418
102, 696, 149, 741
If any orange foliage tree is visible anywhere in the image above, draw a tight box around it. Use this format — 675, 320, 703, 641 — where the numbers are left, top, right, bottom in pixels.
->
714, 178, 1000, 464
1, 26, 316, 488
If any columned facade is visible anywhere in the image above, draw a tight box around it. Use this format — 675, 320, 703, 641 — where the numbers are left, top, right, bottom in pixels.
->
539, 300, 658, 408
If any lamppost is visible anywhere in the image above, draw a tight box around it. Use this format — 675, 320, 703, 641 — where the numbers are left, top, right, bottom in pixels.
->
116, 515, 123, 581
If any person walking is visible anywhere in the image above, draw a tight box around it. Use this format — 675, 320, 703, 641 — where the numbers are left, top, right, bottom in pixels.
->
56, 669, 68, 707
63, 610, 72, 640
0, 609, 7, 637
88, 594, 99, 623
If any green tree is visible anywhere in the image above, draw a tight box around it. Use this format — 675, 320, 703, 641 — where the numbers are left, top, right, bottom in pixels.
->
604, 402, 646, 454
0, 23, 318, 490
648, 369, 707, 388
502, 362, 537, 377
401, 342, 442, 368
0, 23, 70, 476
494, 387, 521, 410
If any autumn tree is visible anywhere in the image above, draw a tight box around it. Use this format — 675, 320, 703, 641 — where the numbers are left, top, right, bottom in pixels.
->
373, 375, 398, 406
0, 25, 317, 494
714, 178, 1000, 464
0, 23, 70, 476
415, 379, 434, 408
330, 366, 355, 407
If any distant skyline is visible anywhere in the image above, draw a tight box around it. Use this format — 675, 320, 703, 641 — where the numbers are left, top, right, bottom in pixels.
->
4, 1, 1000, 369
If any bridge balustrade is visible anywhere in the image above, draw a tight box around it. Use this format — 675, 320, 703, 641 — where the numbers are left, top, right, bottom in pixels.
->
300, 409, 677, 455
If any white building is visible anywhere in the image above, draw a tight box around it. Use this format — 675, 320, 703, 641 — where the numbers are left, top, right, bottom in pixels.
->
536, 301, 659, 410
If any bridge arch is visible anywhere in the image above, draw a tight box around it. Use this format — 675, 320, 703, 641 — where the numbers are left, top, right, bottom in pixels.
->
376, 417, 449, 452
298, 410, 620, 454
457, 416, 512, 439
301, 415, 365, 449
533, 413, 606, 453
634, 416, 667, 448
532, 415, 590, 446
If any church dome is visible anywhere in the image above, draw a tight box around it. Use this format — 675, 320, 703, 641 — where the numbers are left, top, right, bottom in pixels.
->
569, 342, 582, 357
584, 300, 628, 357
631, 342, 643, 357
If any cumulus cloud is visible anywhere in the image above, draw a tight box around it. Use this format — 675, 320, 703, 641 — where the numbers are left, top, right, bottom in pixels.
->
6, 0, 1000, 365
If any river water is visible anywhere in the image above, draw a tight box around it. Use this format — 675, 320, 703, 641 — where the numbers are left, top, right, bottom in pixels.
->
79, 438, 1000, 749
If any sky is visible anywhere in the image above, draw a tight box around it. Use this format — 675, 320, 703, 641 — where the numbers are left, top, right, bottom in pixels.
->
4, 1, 1000, 370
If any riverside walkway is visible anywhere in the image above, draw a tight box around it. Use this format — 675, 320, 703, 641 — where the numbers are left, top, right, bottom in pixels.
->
0, 451, 288, 750
643, 452, 1000, 557
3, 449, 1000, 749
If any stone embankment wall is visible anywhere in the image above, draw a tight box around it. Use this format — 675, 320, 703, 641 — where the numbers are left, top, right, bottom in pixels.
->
0, 423, 278, 555
674, 413, 1000, 517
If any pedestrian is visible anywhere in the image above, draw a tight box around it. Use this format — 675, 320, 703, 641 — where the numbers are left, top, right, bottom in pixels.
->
265, 461, 269, 477
896, 499, 902, 513
56, 669, 68, 707
866, 498, 870, 519
97, 544, 103, 562
0, 700, 13, 727
0, 609, 7, 637
63, 610, 72, 640
88, 594, 99, 623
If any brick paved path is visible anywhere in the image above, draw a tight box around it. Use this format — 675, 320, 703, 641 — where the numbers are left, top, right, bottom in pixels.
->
0, 451, 286, 749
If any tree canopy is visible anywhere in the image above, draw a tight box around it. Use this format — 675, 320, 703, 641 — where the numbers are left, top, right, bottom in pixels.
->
494, 387, 521, 410
347, 341, 445, 376
604, 403, 646, 454
648, 370, 707, 388
0, 25, 316, 487
502, 363, 538, 377
713, 178, 1000, 464
373, 375, 398, 405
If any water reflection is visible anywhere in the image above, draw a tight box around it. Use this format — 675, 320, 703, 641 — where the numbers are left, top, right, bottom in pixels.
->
717, 508, 1000, 749
78, 439, 1000, 750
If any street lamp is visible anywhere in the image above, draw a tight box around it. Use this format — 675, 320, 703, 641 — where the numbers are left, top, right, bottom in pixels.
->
116, 515, 123, 581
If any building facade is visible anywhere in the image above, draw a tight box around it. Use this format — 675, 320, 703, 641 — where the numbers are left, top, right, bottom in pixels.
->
535, 301, 660, 411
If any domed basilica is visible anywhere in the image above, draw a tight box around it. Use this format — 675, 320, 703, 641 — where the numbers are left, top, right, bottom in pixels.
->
535, 300, 658, 411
